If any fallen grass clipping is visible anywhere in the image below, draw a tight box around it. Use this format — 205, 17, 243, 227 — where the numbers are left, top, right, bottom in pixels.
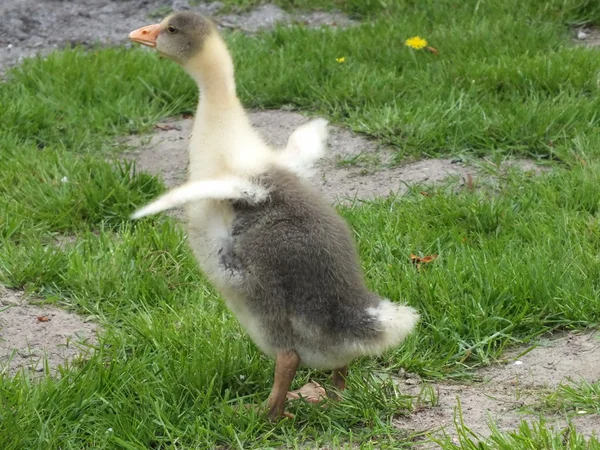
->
541, 380, 600, 416
1, 0, 600, 448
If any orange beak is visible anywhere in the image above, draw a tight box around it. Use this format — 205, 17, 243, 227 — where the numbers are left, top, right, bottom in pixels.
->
128, 24, 161, 48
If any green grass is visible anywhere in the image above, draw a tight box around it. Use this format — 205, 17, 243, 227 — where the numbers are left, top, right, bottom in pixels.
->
2, 0, 600, 448
207, 0, 600, 22
437, 417, 600, 449
435, 396, 600, 449
5, 1, 600, 162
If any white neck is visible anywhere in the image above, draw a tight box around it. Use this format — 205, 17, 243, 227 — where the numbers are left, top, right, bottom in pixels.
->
183, 34, 273, 181
183, 34, 239, 109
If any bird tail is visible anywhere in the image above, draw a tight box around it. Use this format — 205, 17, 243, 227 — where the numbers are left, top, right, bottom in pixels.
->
350, 299, 419, 358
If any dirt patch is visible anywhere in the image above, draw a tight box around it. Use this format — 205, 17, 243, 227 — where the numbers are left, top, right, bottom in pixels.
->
575, 27, 600, 47
218, 4, 356, 32
398, 331, 600, 447
1, 0, 164, 71
125, 110, 543, 203
125, 119, 190, 188
0, 1, 354, 73
0, 286, 97, 377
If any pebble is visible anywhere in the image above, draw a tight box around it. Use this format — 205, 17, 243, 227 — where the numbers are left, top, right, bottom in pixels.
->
577, 31, 588, 40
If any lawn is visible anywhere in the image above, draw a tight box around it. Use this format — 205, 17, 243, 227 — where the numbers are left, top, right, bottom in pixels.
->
1, 0, 600, 448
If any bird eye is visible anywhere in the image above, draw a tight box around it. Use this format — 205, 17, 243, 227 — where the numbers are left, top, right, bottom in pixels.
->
166, 25, 177, 34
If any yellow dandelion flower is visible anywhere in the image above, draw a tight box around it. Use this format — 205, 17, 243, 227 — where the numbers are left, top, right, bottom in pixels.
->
405, 36, 428, 50
336, 57, 346, 63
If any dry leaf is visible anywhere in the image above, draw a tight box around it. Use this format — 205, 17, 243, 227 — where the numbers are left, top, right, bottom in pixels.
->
410, 253, 439, 270
426, 46, 439, 55
37, 316, 49, 322
419, 191, 431, 197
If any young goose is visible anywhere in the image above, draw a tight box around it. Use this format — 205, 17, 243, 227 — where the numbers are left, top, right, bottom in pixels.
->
129, 12, 419, 419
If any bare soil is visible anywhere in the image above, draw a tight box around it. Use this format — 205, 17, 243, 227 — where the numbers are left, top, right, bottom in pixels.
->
0, 286, 97, 377
398, 331, 600, 446
125, 110, 544, 203
0, 0, 353, 73
218, 4, 356, 32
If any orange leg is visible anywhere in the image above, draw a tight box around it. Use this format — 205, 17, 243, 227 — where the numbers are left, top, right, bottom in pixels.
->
332, 365, 348, 398
267, 350, 300, 420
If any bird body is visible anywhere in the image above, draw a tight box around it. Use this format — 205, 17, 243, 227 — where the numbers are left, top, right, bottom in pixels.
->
129, 12, 419, 418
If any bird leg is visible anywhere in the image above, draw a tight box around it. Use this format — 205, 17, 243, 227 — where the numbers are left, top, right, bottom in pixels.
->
332, 366, 348, 391
330, 365, 348, 400
266, 350, 300, 420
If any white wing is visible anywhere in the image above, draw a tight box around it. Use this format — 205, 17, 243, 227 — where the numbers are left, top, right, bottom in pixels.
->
131, 177, 267, 219
277, 118, 328, 178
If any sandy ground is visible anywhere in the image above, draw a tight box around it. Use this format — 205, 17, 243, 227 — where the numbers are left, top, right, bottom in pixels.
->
124, 111, 543, 203
0, 0, 353, 72
0, 0, 599, 446
0, 286, 97, 377
399, 331, 600, 446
